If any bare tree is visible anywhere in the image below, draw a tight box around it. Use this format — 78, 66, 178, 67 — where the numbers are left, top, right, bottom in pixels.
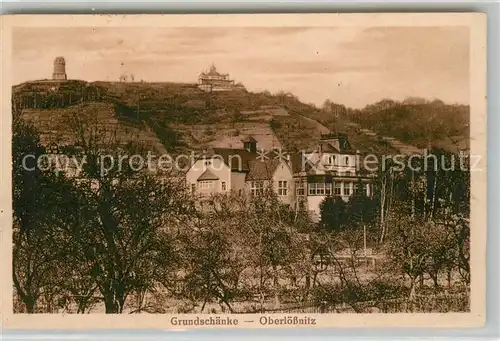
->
56, 106, 196, 313
12, 117, 81, 313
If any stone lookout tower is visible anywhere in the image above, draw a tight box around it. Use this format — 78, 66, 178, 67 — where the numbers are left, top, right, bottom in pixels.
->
52, 56, 67, 80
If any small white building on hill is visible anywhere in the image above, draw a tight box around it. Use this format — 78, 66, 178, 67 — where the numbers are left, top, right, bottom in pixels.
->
197, 64, 245, 92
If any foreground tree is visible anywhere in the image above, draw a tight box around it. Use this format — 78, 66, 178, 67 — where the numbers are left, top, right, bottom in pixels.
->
319, 196, 347, 232
60, 105, 196, 313
13, 104, 197, 313
12, 115, 82, 313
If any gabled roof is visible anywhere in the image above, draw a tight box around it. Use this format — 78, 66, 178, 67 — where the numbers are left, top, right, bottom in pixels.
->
289, 152, 311, 174
319, 141, 340, 153
304, 134, 356, 155
197, 169, 220, 181
242, 136, 257, 143
337, 136, 355, 153
207, 148, 258, 172
321, 133, 355, 153
247, 159, 281, 181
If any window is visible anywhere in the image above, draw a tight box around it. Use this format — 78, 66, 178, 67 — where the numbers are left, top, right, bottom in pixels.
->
344, 156, 349, 166
308, 183, 317, 196
364, 183, 370, 196
278, 181, 288, 196
251, 181, 264, 196
343, 183, 351, 196
308, 183, 315, 196
295, 180, 305, 196
308, 183, 328, 196
334, 182, 342, 195
325, 183, 332, 195
204, 160, 212, 166
191, 183, 196, 193
317, 183, 325, 195
221, 182, 227, 191
199, 181, 214, 189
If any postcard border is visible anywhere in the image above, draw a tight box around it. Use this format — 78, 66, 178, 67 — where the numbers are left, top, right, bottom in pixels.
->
0, 13, 487, 330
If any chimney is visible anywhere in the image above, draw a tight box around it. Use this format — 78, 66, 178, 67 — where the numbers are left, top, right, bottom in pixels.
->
286, 154, 292, 168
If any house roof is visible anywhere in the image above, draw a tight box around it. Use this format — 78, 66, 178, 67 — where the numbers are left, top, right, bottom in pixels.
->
207, 68, 220, 77
197, 169, 220, 181
206, 64, 225, 77
289, 152, 315, 174
322, 133, 355, 153
304, 134, 356, 155
319, 141, 340, 153
247, 159, 281, 181
242, 136, 257, 143
207, 148, 258, 171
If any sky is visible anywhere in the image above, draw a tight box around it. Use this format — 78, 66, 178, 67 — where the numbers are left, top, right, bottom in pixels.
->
12, 26, 469, 108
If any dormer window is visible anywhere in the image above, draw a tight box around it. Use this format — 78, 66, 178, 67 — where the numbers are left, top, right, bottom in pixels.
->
243, 136, 257, 153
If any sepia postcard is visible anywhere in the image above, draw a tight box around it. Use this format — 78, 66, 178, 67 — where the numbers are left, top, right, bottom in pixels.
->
0, 13, 487, 330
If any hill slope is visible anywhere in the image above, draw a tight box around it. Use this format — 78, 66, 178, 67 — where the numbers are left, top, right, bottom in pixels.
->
302, 98, 469, 154
13, 80, 467, 156
20, 102, 168, 154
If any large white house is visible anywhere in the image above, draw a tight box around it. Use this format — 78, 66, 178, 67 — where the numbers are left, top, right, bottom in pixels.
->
292, 133, 375, 217
185, 137, 294, 202
185, 133, 375, 217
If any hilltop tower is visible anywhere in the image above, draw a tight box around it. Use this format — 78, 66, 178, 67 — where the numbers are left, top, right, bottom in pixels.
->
52, 57, 67, 80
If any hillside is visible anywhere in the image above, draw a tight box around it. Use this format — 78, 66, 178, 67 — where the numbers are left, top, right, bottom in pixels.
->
308, 98, 469, 154
13, 80, 466, 157
19, 102, 168, 154
353, 99, 469, 151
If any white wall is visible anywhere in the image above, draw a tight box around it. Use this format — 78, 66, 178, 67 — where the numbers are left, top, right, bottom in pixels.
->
185, 158, 231, 196
243, 161, 294, 204
303, 152, 357, 174
307, 195, 324, 216
272, 162, 294, 205
231, 172, 247, 195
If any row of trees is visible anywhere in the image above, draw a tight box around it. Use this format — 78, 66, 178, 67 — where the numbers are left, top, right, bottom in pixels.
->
12, 103, 471, 313
13, 105, 315, 313
316, 148, 471, 306
14, 86, 105, 110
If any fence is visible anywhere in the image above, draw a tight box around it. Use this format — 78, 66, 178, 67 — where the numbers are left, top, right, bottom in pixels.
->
14, 289, 469, 314
234, 292, 469, 314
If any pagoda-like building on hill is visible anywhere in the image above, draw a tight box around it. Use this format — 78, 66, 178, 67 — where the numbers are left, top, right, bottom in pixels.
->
198, 64, 244, 92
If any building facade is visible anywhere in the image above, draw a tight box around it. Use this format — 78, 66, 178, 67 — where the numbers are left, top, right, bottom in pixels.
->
293, 133, 374, 217
184, 133, 375, 217
185, 137, 294, 201
198, 64, 243, 92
